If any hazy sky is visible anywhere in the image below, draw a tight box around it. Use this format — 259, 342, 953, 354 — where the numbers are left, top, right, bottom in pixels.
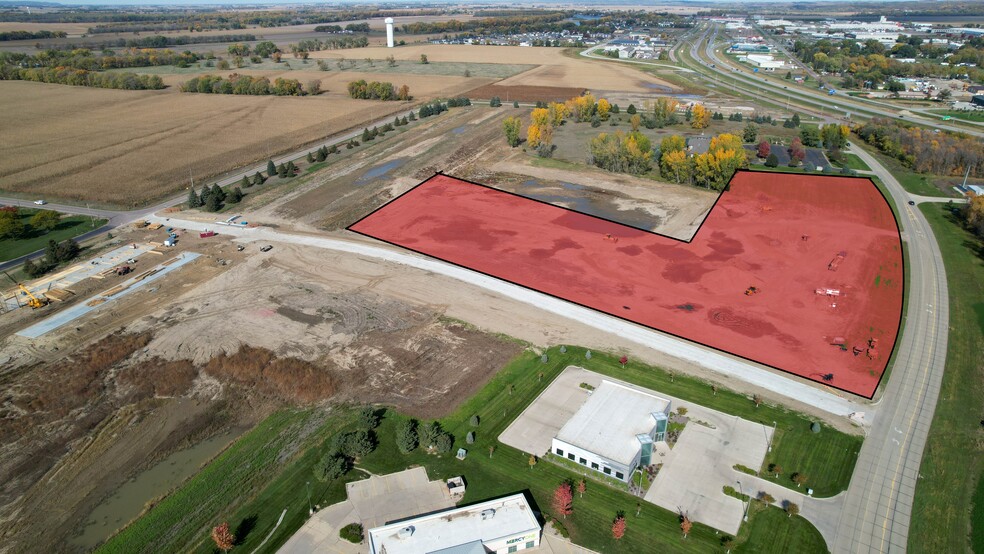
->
28, 0, 911, 5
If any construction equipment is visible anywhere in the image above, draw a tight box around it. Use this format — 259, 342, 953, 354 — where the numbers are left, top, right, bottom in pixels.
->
114, 265, 131, 276
603, 233, 619, 244
827, 251, 847, 271
744, 286, 759, 296
4, 272, 48, 309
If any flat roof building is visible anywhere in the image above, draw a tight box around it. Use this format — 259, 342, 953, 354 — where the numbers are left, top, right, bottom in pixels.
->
551, 380, 671, 482
367, 493, 541, 554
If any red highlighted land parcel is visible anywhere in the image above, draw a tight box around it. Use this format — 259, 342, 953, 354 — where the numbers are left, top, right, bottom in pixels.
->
349, 172, 903, 398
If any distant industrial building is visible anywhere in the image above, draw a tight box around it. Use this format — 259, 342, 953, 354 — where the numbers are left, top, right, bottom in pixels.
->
367, 493, 541, 554
551, 380, 671, 483
745, 54, 785, 69
730, 43, 771, 53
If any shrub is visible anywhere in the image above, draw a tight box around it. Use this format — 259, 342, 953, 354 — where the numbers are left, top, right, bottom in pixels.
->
339, 523, 364, 543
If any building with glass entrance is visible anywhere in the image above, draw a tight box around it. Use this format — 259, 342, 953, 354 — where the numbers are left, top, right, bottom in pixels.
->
550, 380, 671, 483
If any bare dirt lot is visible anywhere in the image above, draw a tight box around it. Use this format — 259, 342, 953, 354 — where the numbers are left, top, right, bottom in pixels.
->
312, 44, 678, 94
0, 228, 521, 552
465, 83, 586, 102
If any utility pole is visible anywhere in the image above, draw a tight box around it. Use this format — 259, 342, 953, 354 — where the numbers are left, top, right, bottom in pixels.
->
737, 480, 749, 522
306, 481, 313, 515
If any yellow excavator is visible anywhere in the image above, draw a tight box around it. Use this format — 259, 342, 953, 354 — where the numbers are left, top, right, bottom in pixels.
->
4, 272, 48, 309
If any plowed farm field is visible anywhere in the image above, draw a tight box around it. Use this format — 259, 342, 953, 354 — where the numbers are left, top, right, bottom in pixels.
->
0, 77, 479, 206
350, 171, 904, 398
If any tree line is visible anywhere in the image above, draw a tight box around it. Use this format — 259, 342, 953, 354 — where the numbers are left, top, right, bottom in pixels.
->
659, 133, 749, 190
0, 30, 67, 41
854, 118, 983, 177
347, 79, 410, 101
294, 35, 370, 52
0, 65, 164, 90
44, 33, 257, 52
60, 8, 443, 33
180, 74, 309, 96
401, 12, 569, 35
792, 37, 984, 86
0, 48, 200, 71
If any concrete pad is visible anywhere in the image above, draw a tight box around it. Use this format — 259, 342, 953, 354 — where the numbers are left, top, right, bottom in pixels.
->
499, 367, 595, 455
645, 407, 772, 535
278, 502, 362, 554
346, 467, 454, 529
541, 533, 599, 553
279, 468, 455, 554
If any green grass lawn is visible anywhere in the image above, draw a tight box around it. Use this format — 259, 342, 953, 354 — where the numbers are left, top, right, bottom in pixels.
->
735, 501, 827, 553
928, 109, 984, 123
831, 153, 870, 172
0, 209, 106, 263
909, 204, 984, 553
97, 409, 345, 553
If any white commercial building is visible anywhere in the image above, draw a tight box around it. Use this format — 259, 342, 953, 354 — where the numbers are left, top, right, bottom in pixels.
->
367, 493, 541, 554
551, 380, 671, 483
746, 54, 785, 69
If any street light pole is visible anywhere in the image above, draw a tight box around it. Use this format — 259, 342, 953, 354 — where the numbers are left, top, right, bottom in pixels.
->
768, 420, 777, 452
306, 481, 313, 515
737, 480, 748, 522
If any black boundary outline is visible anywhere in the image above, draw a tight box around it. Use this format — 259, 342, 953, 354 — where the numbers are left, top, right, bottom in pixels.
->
347, 169, 904, 400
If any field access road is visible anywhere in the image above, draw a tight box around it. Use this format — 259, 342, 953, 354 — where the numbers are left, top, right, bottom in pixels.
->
0, 106, 424, 273
822, 143, 951, 553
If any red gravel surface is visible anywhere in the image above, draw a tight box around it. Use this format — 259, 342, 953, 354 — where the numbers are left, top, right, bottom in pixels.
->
349, 171, 903, 398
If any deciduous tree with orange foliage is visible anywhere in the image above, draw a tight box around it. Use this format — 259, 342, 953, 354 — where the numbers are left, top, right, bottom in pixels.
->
691, 103, 710, 129
565, 92, 596, 122
612, 513, 626, 541
693, 133, 748, 190
552, 482, 573, 519
596, 98, 611, 120
547, 102, 568, 127
212, 522, 235, 552
680, 514, 692, 538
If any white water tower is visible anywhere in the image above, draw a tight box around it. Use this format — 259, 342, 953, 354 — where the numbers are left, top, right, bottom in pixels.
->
385, 17, 395, 48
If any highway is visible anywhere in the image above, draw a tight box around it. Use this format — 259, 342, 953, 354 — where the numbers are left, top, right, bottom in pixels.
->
687, 24, 984, 138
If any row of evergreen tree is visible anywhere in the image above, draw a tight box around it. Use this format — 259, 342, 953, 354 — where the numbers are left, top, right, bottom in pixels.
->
23, 239, 80, 278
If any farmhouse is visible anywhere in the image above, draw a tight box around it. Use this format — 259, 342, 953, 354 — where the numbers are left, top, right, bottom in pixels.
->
367, 493, 541, 554
551, 381, 671, 483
